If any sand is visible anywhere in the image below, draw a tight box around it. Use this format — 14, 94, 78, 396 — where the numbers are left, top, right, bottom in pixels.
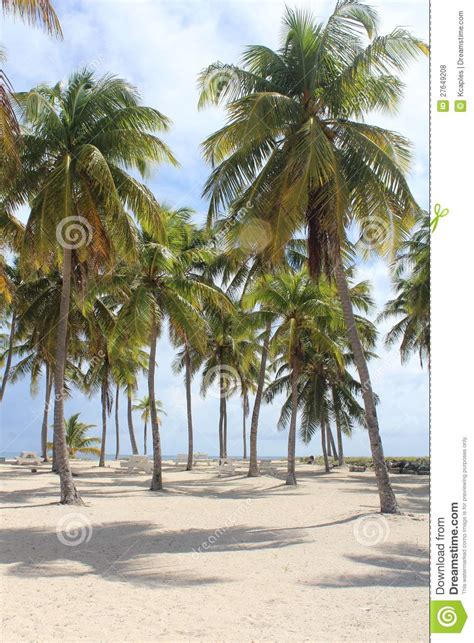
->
0, 460, 428, 642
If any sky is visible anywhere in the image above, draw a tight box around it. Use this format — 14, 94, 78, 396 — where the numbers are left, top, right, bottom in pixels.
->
0, 0, 429, 458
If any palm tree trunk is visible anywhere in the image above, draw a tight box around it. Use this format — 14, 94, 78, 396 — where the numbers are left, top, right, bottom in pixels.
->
41, 363, 52, 461
149, 317, 163, 491
328, 425, 337, 460
248, 319, 271, 477
242, 394, 247, 460
114, 384, 120, 460
52, 247, 81, 504
286, 366, 299, 485
326, 424, 332, 457
218, 373, 225, 460
127, 388, 139, 455
184, 346, 194, 471
99, 379, 107, 467
321, 417, 330, 473
332, 388, 344, 465
223, 397, 228, 458
0, 312, 16, 403
334, 250, 399, 514
144, 421, 147, 456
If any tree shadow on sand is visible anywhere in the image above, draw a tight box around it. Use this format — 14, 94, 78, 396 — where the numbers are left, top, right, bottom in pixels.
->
0, 521, 309, 588
308, 541, 429, 588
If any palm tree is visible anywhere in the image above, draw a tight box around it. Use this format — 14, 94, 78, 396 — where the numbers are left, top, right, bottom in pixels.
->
132, 395, 166, 455
10, 70, 176, 503
378, 212, 430, 367
48, 413, 100, 459
115, 209, 219, 490
198, 2, 427, 512
1, 1, 61, 180
2, 0, 62, 36
246, 270, 343, 484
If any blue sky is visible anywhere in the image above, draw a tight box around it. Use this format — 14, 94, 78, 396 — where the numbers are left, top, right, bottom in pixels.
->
0, 0, 429, 457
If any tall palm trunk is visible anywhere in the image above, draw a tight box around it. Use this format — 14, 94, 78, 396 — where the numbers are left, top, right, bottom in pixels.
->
143, 420, 147, 455
218, 395, 224, 460
332, 388, 344, 465
0, 312, 16, 403
242, 392, 248, 460
286, 365, 299, 485
114, 384, 120, 460
99, 379, 107, 467
326, 424, 332, 457
334, 250, 399, 514
52, 247, 81, 504
321, 416, 330, 473
127, 388, 139, 455
223, 397, 228, 458
219, 363, 228, 460
328, 424, 337, 460
248, 319, 271, 477
41, 363, 52, 461
184, 346, 194, 471
149, 317, 163, 490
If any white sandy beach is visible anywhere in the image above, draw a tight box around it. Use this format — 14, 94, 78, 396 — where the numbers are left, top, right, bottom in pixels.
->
0, 461, 428, 642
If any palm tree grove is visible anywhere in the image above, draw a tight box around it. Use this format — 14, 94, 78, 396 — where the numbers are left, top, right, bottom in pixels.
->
0, 1, 430, 640
1, 0, 428, 510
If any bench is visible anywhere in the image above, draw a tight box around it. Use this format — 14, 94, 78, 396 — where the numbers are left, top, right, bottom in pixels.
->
259, 460, 278, 476
120, 455, 152, 474
15, 451, 42, 466
194, 452, 211, 465
218, 459, 236, 477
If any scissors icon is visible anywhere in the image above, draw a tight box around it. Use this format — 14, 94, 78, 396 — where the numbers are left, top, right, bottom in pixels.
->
431, 203, 449, 232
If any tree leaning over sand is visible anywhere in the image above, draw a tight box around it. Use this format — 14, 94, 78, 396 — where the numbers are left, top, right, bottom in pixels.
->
198, 1, 428, 512
11, 70, 176, 503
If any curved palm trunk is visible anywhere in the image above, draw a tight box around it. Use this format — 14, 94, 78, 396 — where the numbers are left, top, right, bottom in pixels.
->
0, 312, 16, 403
184, 346, 194, 471
149, 318, 163, 490
52, 247, 81, 504
286, 366, 299, 485
334, 251, 399, 514
248, 319, 271, 477
99, 379, 107, 467
218, 397, 224, 460
127, 388, 139, 455
143, 420, 147, 456
41, 363, 53, 461
321, 417, 330, 473
114, 384, 120, 460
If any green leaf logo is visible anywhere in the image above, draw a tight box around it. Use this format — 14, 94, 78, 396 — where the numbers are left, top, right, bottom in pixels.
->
430, 601, 468, 634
